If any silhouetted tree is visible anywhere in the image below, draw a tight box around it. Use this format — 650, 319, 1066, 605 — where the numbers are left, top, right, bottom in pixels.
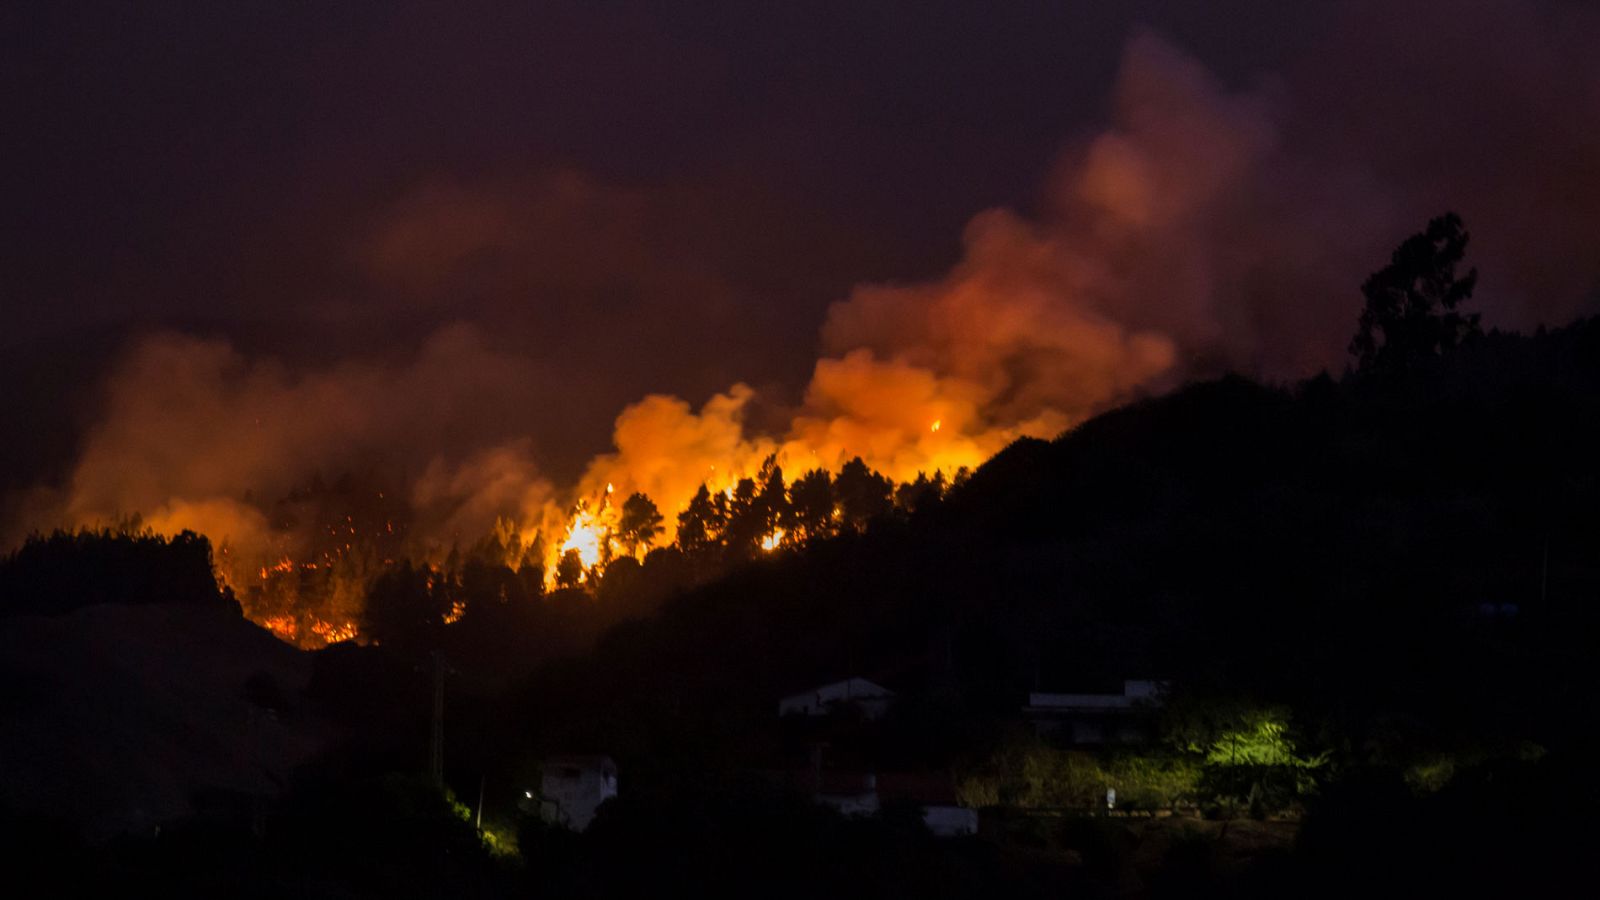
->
785, 468, 835, 541
0, 528, 233, 617
677, 484, 721, 559
554, 549, 586, 591
466, 516, 523, 568
756, 460, 789, 540
460, 558, 524, 607
640, 545, 693, 599
363, 561, 449, 650
722, 477, 764, 559
596, 555, 646, 616
516, 560, 544, 600
711, 488, 732, 536
1350, 212, 1481, 375
518, 535, 546, 598
835, 457, 894, 530
615, 492, 665, 558
894, 470, 946, 515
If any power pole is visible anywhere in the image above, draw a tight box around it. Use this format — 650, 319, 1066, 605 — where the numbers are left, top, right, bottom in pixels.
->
430, 650, 445, 788
1540, 539, 1549, 607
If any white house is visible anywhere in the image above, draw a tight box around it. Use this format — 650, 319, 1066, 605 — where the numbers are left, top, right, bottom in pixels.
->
813, 771, 978, 837
534, 755, 617, 831
778, 677, 896, 720
1023, 680, 1168, 744
815, 771, 882, 818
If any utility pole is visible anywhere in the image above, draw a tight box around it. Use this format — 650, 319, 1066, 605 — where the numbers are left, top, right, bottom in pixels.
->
430, 650, 445, 788
1540, 539, 1549, 607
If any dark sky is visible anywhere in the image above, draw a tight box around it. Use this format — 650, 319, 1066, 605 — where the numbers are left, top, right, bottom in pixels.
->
4, 1, 1599, 508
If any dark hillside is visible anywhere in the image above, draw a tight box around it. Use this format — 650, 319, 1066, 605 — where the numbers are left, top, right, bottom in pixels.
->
493, 318, 1600, 782
0, 602, 322, 839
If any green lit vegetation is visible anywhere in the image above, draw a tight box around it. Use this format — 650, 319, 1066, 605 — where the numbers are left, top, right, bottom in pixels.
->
957, 705, 1327, 819
957, 733, 1201, 812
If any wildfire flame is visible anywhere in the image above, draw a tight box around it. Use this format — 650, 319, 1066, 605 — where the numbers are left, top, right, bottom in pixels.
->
310, 618, 359, 644
559, 504, 607, 570
262, 614, 299, 642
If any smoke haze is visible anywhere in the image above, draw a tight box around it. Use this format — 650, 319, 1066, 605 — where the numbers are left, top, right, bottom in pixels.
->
6, 6, 1600, 614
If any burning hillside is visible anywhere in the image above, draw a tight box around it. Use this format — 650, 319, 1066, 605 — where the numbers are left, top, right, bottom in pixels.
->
2, 35, 1261, 644
9, 33, 1550, 645
223, 451, 954, 648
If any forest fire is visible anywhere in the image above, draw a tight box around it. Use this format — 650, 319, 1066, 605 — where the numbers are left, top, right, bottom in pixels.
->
310, 618, 360, 644
13, 27, 1237, 649
34, 333, 1055, 649
183, 438, 985, 649
261, 614, 299, 642
558, 505, 606, 572
21, 32, 1269, 646
8, 3, 1600, 890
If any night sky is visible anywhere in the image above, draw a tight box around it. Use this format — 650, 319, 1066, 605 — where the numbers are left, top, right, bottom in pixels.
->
4, 1, 1599, 534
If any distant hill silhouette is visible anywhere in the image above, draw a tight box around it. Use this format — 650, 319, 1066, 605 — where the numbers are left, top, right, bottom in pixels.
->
0, 528, 237, 618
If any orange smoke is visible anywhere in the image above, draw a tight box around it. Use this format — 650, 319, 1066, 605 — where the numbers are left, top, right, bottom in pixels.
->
19, 33, 1361, 636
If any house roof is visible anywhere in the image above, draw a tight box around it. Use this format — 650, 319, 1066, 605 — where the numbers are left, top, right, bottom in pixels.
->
1026, 680, 1167, 712
780, 677, 895, 705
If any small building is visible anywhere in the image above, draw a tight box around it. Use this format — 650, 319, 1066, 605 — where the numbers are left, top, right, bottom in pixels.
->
778, 677, 896, 720
815, 771, 882, 818
813, 771, 977, 837
1023, 680, 1167, 744
533, 755, 617, 831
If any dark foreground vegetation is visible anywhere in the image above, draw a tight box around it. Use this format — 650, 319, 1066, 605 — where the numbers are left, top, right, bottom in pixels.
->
4, 216, 1599, 896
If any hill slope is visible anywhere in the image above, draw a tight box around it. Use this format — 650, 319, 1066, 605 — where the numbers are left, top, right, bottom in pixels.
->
490, 319, 1600, 777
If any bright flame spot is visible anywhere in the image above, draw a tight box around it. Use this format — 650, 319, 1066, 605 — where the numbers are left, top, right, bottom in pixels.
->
258, 557, 295, 580
560, 507, 605, 568
760, 529, 786, 552
310, 618, 359, 644
262, 614, 299, 642
606, 482, 614, 494
442, 599, 467, 625
931, 419, 942, 433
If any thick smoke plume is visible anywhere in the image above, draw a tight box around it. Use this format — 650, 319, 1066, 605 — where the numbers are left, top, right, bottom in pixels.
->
19, 328, 558, 598
9, 24, 1600, 640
